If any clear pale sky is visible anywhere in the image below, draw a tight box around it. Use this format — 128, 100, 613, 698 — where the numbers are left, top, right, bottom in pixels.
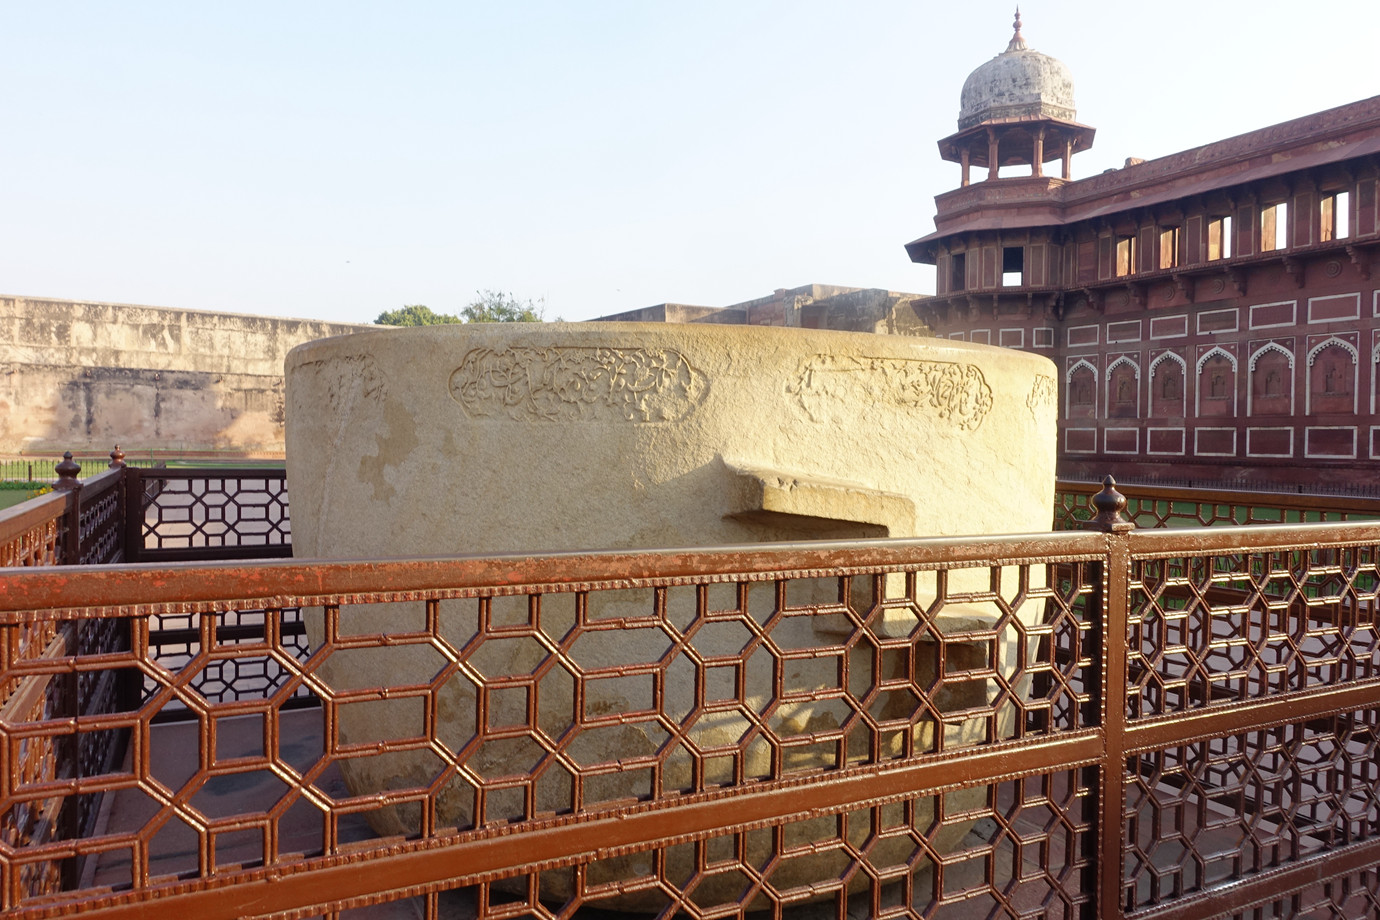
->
3, 2, 1375, 325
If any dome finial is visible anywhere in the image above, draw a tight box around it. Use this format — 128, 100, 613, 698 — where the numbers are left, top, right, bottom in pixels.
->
1006, 6, 1028, 52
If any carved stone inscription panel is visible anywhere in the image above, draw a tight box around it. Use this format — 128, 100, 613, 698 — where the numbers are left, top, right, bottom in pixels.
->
791, 354, 993, 431
1026, 374, 1057, 419
449, 346, 708, 422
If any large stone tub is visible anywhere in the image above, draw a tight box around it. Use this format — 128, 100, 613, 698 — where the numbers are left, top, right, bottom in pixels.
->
284, 322, 1059, 908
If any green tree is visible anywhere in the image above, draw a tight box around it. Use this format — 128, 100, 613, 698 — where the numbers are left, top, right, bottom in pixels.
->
375, 304, 463, 326
460, 289, 547, 323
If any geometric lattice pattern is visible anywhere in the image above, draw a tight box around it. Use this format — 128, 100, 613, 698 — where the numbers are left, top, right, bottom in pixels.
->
11, 475, 1380, 919
76, 472, 124, 565
1127, 546, 1380, 717
1124, 712, 1380, 910
1, 553, 1096, 918
0, 515, 58, 568
466, 770, 1094, 919
144, 608, 313, 711
140, 471, 290, 551
1226, 867, 1380, 919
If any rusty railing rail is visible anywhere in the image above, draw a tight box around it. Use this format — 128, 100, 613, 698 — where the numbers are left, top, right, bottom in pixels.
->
0, 491, 68, 569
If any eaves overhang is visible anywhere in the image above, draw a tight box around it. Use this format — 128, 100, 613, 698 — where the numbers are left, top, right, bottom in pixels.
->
937, 117, 1095, 167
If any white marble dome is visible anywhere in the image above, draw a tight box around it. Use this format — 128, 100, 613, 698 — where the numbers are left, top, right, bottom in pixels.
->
958, 13, 1076, 130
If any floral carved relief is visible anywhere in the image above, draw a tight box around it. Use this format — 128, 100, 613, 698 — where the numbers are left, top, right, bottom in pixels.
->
791, 354, 993, 431
449, 346, 709, 422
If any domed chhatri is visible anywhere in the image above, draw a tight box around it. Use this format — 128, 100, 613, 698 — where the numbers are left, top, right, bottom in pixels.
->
937, 8, 1094, 185
958, 8, 1076, 130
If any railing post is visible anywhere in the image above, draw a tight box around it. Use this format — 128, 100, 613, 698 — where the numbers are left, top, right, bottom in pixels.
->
1080, 475, 1134, 920
53, 451, 81, 565
107, 445, 131, 564
122, 465, 144, 564
49, 452, 85, 882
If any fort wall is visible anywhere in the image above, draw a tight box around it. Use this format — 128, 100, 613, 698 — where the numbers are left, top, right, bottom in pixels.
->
0, 295, 372, 455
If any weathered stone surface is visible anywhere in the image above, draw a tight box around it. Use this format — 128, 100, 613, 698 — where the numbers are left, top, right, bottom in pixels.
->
0, 295, 371, 454
285, 322, 1058, 909
287, 323, 1054, 554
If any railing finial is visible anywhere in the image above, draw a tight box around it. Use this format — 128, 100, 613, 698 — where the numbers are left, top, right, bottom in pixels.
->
1083, 474, 1135, 533
109, 445, 126, 468
54, 451, 82, 491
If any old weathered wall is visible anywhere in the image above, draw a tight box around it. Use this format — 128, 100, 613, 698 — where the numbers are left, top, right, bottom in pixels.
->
0, 296, 373, 455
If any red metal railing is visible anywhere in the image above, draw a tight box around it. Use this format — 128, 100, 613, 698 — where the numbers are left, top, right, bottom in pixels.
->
1054, 477, 1380, 530
5, 467, 1380, 917
5, 485, 1380, 917
122, 466, 290, 563
0, 454, 296, 902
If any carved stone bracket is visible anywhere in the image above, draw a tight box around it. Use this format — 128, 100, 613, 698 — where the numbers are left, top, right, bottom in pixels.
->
1172, 273, 1194, 304
1081, 288, 1105, 314
1347, 244, 1372, 280
1228, 268, 1248, 296
1126, 283, 1145, 308
1048, 291, 1066, 321
1283, 256, 1306, 288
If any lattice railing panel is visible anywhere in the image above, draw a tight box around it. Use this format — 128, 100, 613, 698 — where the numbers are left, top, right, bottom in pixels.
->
0, 623, 72, 901
1124, 711, 1380, 912
1055, 481, 1380, 531
140, 472, 290, 551
1224, 866, 1380, 919
0, 518, 58, 569
75, 471, 123, 566
142, 607, 313, 711
464, 769, 1095, 919
0, 547, 1100, 917
1127, 544, 1380, 718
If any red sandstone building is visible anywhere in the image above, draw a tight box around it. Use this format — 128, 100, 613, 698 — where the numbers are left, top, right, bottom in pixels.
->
908, 13, 1380, 489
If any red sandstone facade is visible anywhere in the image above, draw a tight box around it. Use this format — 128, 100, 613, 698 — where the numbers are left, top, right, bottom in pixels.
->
908, 17, 1380, 488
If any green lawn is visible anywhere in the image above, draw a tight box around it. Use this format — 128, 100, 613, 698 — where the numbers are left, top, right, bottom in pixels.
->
0, 488, 47, 511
